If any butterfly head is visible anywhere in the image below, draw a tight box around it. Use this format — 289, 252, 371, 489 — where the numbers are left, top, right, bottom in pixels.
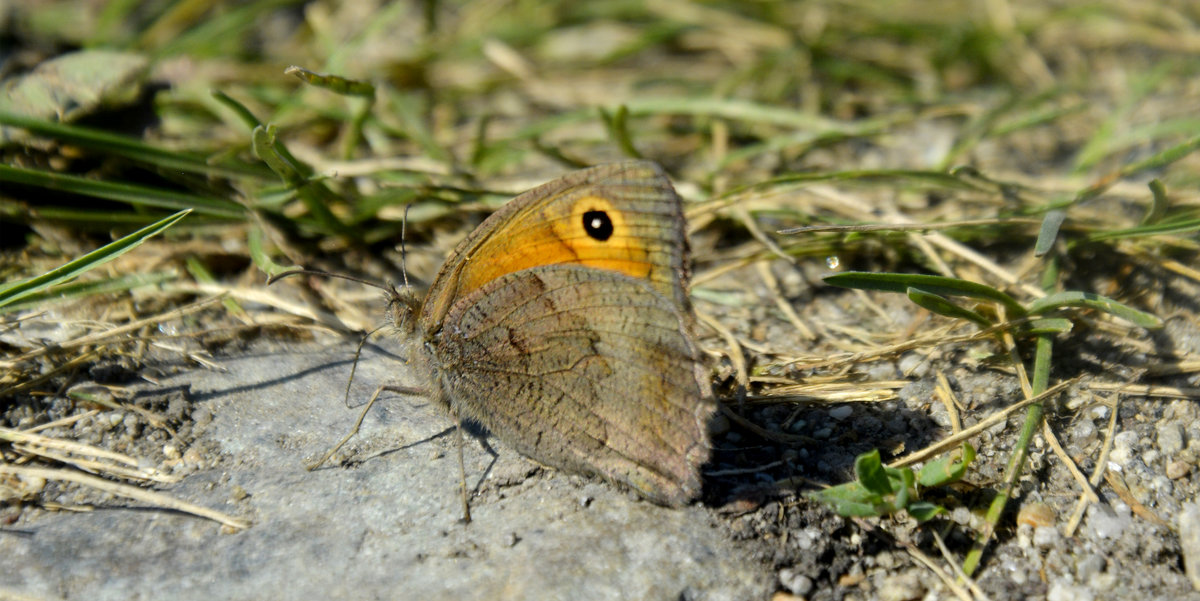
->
385, 283, 423, 336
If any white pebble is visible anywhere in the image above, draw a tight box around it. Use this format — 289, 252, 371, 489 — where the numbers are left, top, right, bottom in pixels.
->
828, 406, 853, 421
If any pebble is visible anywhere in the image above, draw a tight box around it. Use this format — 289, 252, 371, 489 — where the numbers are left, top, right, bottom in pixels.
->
163, 443, 181, 460
1033, 525, 1060, 548
1071, 419, 1097, 445
1048, 582, 1094, 601
828, 406, 853, 421
877, 570, 924, 601
1149, 475, 1173, 496
1180, 502, 1200, 591
897, 353, 929, 377
1017, 502, 1056, 528
1088, 503, 1132, 539
1076, 554, 1106, 582
1158, 422, 1185, 456
183, 446, 204, 467
866, 362, 897, 380
122, 413, 141, 437
1167, 460, 1191, 480
777, 568, 813, 596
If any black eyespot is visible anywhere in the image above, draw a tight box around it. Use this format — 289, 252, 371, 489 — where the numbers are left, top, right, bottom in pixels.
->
582, 210, 613, 241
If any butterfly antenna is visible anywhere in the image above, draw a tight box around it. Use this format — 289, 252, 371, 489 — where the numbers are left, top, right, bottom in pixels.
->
266, 268, 392, 294
343, 324, 389, 407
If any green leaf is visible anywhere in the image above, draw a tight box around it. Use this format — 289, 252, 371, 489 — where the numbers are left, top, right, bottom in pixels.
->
0, 272, 176, 315
906, 287, 994, 327
601, 104, 643, 159
917, 443, 976, 487
0, 110, 270, 180
248, 227, 291, 277
1026, 291, 1163, 329
808, 484, 886, 518
1022, 317, 1074, 335
0, 165, 243, 219
890, 465, 914, 510
0, 210, 191, 308
1034, 209, 1066, 257
854, 450, 893, 495
1141, 179, 1169, 226
906, 502, 945, 522
252, 124, 349, 236
285, 66, 375, 97
825, 272, 1026, 317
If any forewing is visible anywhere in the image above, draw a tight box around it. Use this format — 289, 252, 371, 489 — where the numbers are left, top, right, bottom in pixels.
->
419, 161, 692, 331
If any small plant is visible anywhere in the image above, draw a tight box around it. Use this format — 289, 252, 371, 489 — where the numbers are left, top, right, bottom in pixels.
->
809, 444, 976, 523
817, 268, 1161, 574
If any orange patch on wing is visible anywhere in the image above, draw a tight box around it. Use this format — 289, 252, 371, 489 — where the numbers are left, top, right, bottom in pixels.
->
453, 195, 653, 298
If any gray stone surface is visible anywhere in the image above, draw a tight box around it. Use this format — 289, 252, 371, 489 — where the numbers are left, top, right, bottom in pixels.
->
4, 341, 769, 600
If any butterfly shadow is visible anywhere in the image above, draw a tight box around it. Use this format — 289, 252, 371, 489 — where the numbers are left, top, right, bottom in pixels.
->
701, 400, 942, 511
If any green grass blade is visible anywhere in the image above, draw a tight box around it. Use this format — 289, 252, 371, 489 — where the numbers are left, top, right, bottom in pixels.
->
1141, 179, 1169, 226
0, 165, 244, 219
251, 124, 350, 236
906, 287, 994, 328
1034, 209, 1066, 257
0, 209, 191, 308
0, 110, 271, 180
1026, 291, 1163, 329
825, 271, 1026, 317
601, 104, 643, 159
0, 272, 177, 314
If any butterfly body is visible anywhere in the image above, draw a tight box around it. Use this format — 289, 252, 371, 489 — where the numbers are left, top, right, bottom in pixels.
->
394, 161, 714, 506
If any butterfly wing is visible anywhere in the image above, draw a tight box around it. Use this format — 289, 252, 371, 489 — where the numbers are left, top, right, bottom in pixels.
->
429, 265, 714, 506
419, 161, 693, 332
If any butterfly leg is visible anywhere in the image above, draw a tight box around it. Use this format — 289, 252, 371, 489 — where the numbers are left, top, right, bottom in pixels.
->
307, 384, 426, 470
454, 417, 472, 524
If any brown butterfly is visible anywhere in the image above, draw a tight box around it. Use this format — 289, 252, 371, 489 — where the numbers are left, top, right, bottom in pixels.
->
305, 161, 715, 511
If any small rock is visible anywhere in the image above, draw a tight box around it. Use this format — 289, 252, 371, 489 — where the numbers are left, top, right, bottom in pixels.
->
163, 443, 181, 460
1070, 419, 1097, 445
122, 413, 141, 436
828, 406, 853, 421
1179, 502, 1200, 591
877, 570, 924, 601
1017, 502, 1056, 528
1033, 525, 1060, 548
777, 568, 813, 596
1089, 503, 1132, 539
183, 446, 204, 467
192, 406, 213, 426
866, 362, 897, 380
1076, 554, 1106, 582
1167, 460, 1191, 480
1158, 422, 1186, 456
897, 353, 928, 378
1048, 582, 1094, 601
1149, 475, 1173, 496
